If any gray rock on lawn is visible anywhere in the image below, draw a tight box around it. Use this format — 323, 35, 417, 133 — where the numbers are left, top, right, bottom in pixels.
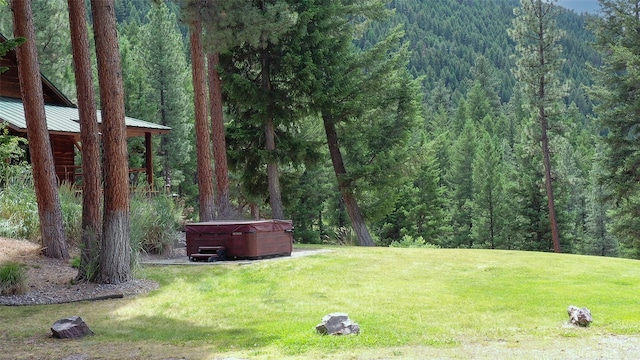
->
568, 305, 592, 327
315, 312, 360, 335
51, 316, 94, 339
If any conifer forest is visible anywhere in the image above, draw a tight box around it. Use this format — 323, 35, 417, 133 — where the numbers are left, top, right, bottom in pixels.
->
1, 0, 639, 258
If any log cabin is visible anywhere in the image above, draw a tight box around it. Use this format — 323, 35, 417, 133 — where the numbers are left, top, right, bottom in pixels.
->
0, 33, 170, 187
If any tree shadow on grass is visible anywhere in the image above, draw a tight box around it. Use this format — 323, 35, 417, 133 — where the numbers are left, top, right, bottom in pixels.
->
105, 313, 280, 350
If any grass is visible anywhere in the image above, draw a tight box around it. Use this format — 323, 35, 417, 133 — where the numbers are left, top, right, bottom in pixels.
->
0, 261, 27, 295
3, 246, 640, 359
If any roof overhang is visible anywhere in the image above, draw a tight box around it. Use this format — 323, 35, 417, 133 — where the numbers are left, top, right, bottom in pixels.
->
0, 96, 170, 140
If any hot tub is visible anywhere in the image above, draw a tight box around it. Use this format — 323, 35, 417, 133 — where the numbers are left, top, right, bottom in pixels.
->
184, 220, 293, 260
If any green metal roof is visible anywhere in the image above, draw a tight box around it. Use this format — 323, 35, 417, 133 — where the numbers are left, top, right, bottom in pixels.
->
0, 96, 170, 136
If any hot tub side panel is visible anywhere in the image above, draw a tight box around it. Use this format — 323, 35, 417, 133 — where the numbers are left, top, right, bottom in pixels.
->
185, 220, 293, 259
245, 231, 293, 258
186, 232, 234, 258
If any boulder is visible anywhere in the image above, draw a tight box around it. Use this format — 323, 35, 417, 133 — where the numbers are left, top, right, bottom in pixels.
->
567, 305, 592, 327
51, 316, 94, 339
315, 312, 360, 335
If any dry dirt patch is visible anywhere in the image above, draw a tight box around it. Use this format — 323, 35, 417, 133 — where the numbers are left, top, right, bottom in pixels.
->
0, 237, 157, 306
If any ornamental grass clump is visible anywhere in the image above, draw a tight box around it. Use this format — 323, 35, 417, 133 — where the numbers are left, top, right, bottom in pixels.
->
0, 261, 27, 295
130, 191, 182, 257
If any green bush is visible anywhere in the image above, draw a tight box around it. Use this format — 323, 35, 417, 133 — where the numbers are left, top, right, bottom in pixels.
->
389, 235, 440, 248
130, 191, 182, 257
293, 229, 322, 244
1, 168, 184, 263
322, 226, 358, 246
58, 182, 83, 247
0, 165, 39, 240
0, 171, 83, 244
0, 262, 27, 295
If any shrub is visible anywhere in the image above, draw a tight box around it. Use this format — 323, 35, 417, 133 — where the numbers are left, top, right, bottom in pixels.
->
58, 182, 83, 247
1, 167, 184, 265
390, 235, 440, 249
294, 229, 322, 244
0, 169, 83, 244
323, 226, 358, 246
130, 191, 182, 258
0, 165, 39, 240
0, 262, 27, 295
70, 256, 81, 269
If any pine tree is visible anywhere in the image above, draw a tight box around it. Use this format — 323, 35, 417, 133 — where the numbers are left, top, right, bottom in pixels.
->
512, 121, 552, 251
472, 125, 506, 249
584, 145, 618, 256
589, 0, 640, 256
11, 0, 69, 259
91, 0, 131, 284
466, 82, 493, 124
68, 0, 102, 281
182, 0, 298, 219
142, 2, 192, 191
447, 119, 476, 248
207, 52, 232, 219
394, 139, 451, 246
118, 19, 156, 184
509, 0, 565, 252
187, 20, 216, 222
591, 0, 640, 199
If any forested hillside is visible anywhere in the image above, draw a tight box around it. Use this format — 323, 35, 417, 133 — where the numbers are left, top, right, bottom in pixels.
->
361, 0, 598, 113
2, 0, 638, 258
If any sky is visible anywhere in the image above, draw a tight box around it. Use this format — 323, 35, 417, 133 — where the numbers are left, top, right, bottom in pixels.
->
555, 0, 601, 13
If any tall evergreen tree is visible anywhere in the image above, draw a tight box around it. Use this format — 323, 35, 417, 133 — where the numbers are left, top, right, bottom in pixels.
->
119, 14, 155, 136
590, 0, 640, 256
284, 0, 422, 246
207, 52, 232, 219
11, 0, 69, 259
447, 119, 476, 247
584, 145, 618, 256
118, 17, 156, 184
469, 55, 502, 113
472, 125, 506, 249
68, 0, 102, 281
512, 122, 553, 251
380, 138, 451, 246
182, 0, 298, 219
91, 0, 131, 284
142, 2, 192, 190
188, 20, 216, 221
30, 0, 74, 99
509, 0, 565, 252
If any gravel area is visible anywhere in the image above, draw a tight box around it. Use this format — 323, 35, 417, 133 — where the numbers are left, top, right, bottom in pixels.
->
0, 237, 158, 306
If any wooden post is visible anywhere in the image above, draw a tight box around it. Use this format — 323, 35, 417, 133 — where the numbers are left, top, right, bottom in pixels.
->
145, 132, 153, 187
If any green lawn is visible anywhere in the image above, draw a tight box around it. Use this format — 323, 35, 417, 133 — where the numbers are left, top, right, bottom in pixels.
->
3, 246, 640, 359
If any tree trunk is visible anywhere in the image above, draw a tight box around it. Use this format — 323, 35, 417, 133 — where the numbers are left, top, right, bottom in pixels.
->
11, 0, 69, 259
207, 52, 232, 219
250, 202, 260, 220
323, 115, 375, 247
189, 22, 216, 222
262, 52, 284, 219
91, 0, 131, 284
160, 87, 171, 190
68, 0, 102, 281
537, 12, 561, 253
540, 106, 561, 253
